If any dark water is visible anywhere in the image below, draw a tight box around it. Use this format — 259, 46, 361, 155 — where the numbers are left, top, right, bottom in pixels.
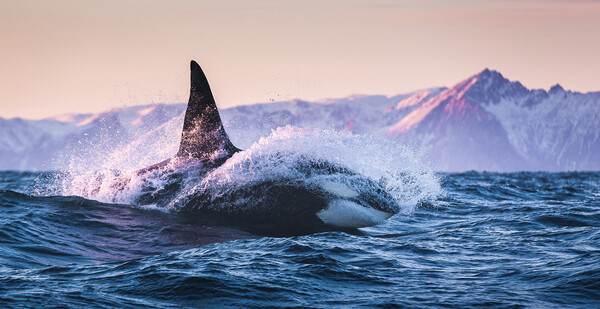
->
1, 171, 599, 308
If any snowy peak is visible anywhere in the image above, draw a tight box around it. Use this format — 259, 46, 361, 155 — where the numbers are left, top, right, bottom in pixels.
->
464, 68, 528, 104
387, 68, 580, 138
549, 83, 565, 95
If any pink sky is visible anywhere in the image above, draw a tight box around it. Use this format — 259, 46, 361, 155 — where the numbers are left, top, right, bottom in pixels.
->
1, 0, 599, 119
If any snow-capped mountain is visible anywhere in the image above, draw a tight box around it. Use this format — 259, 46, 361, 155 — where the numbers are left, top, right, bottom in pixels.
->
387, 69, 600, 171
0, 70, 598, 172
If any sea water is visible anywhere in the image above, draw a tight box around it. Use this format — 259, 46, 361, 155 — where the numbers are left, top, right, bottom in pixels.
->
1, 171, 598, 307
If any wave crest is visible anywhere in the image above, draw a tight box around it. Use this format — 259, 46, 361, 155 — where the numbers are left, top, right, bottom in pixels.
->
170, 126, 441, 213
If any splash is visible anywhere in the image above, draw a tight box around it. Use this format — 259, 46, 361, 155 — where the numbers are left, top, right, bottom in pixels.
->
55, 115, 184, 204
173, 126, 441, 212
58, 125, 440, 214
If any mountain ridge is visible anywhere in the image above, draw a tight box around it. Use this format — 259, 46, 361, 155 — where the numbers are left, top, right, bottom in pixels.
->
1, 69, 598, 172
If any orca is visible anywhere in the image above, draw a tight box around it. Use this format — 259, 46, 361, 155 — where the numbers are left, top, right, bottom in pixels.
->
121, 61, 400, 236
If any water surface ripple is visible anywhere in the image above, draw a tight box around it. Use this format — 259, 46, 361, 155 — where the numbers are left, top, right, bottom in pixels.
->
1, 171, 599, 308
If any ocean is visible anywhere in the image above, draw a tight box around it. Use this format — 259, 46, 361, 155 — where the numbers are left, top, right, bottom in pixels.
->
0, 170, 598, 308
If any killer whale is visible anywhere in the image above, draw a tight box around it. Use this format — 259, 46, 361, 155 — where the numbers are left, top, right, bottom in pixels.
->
125, 61, 400, 236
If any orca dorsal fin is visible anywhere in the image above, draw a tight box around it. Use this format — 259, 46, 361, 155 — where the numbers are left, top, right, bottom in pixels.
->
176, 61, 239, 162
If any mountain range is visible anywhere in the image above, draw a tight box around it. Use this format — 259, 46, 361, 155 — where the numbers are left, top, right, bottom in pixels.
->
1, 69, 598, 172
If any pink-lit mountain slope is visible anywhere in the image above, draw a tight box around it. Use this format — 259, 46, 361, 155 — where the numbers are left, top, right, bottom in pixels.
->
386, 69, 600, 171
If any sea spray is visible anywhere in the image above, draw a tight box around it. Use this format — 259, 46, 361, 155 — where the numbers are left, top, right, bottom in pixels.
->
57, 125, 440, 213
58, 115, 185, 204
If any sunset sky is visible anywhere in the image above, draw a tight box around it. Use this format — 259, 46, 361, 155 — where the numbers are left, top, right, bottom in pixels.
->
1, 0, 599, 119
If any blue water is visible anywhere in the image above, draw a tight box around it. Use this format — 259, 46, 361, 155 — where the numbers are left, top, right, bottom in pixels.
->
1, 171, 599, 308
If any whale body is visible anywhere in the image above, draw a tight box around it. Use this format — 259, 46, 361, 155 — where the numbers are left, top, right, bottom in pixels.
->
117, 61, 401, 236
